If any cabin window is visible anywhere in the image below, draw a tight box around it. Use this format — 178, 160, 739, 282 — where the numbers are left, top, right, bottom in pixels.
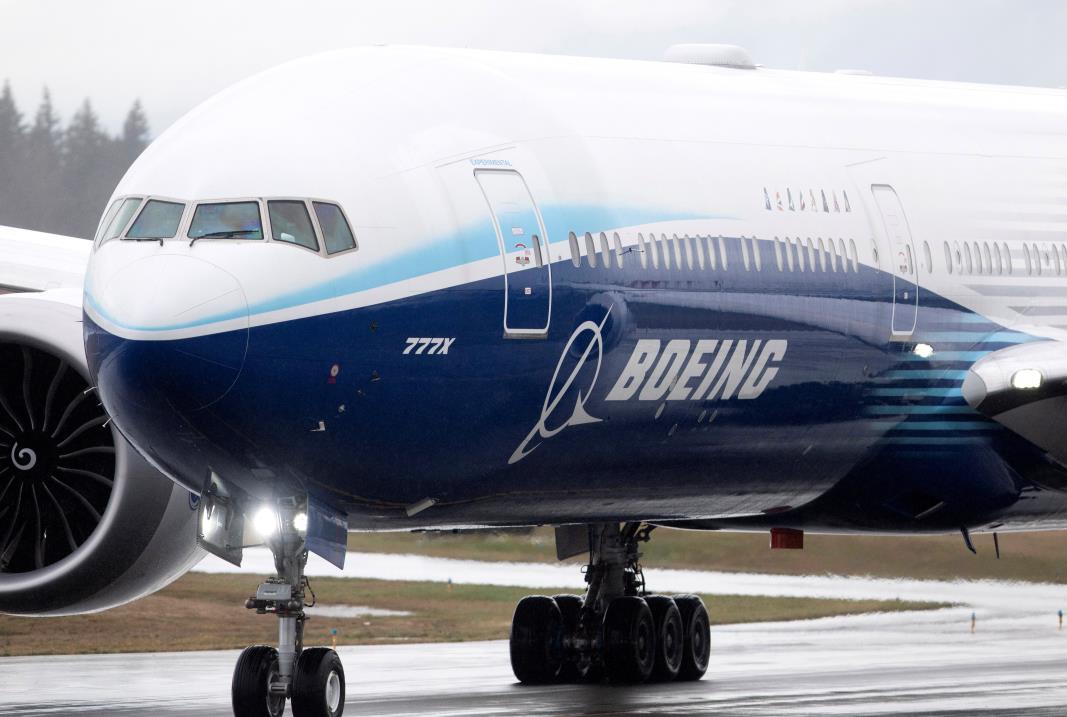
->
613, 232, 625, 268
584, 232, 597, 268
268, 200, 319, 251
740, 235, 751, 271
982, 242, 992, 275
1034, 243, 1044, 275
828, 238, 839, 272
127, 199, 185, 240
313, 202, 356, 254
838, 238, 848, 273
649, 234, 661, 269
684, 234, 696, 270
569, 232, 581, 267
944, 242, 953, 274
785, 237, 796, 272
637, 232, 649, 269
600, 232, 611, 268
849, 238, 859, 273
774, 237, 784, 271
963, 243, 973, 274
692, 234, 705, 270
806, 238, 816, 272
1054, 244, 1063, 276
1024, 244, 1032, 275
670, 233, 683, 269
658, 234, 670, 270
792, 238, 805, 272
531, 235, 544, 267
972, 242, 982, 274
750, 236, 762, 271
993, 242, 1002, 275
189, 201, 263, 241
922, 241, 932, 274
817, 238, 827, 272
101, 197, 143, 244
718, 236, 728, 270
705, 236, 717, 270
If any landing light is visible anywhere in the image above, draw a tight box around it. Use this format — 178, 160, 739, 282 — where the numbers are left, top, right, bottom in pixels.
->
913, 343, 934, 359
293, 512, 308, 533
1012, 369, 1043, 390
252, 506, 278, 538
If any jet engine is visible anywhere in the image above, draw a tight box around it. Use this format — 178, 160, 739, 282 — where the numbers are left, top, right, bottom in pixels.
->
0, 290, 203, 616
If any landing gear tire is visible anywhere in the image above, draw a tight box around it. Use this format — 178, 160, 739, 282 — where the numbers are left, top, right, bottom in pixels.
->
603, 596, 655, 683
232, 645, 285, 717
552, 594, 588, 682
674, 594, 711, 681
291, 647, 345, 717
510, 595, 563, 684
645, 595, 683, 682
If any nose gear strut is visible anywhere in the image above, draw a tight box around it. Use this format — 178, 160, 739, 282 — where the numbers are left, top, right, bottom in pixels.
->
231, 499, 345, 717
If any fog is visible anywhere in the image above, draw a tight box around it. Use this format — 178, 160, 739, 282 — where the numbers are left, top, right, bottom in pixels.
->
1, 0, 1063, 134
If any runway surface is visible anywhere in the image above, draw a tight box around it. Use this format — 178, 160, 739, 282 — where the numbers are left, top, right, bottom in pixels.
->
4, 553, 1067, 715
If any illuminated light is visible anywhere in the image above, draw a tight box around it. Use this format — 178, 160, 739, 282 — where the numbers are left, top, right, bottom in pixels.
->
293, 512, 308, 533
913, 343, 934, 359
1011, 369, 1043, 390
252, 506, 278, 537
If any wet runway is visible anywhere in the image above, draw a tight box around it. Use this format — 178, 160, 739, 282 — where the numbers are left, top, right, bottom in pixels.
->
4, 557, 1067, 715
4, 610, 1067, 715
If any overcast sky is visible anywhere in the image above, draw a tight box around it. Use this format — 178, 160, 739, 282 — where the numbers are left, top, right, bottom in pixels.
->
1, 0, 1063, 135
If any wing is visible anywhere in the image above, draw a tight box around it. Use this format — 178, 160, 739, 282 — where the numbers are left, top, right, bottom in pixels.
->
0, 225, 91, 293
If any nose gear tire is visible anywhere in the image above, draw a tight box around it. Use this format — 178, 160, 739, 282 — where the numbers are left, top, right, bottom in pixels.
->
232, 645, 285, 717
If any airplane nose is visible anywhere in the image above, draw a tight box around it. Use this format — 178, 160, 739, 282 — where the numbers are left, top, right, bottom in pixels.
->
86, 255, 249, 414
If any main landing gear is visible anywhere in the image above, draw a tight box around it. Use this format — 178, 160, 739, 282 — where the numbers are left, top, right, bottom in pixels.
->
232, 501, 345, 717
510, 522, 710, 685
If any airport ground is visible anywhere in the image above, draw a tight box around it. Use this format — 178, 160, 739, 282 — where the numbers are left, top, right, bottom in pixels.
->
346, 526, 1067, 583
0, 572, 931, 656
2, 527, 1062, 657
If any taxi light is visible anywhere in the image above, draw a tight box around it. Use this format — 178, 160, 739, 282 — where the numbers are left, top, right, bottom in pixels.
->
293, 512, 308, 533
1011, 369, 1043, 390
913, 343, 934, 359
252, 506, 278, 537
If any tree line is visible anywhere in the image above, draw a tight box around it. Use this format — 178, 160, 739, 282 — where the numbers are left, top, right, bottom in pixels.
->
0, 81, 149, 239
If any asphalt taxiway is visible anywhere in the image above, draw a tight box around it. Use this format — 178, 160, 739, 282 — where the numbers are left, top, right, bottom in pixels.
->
4, 555, 1067, 716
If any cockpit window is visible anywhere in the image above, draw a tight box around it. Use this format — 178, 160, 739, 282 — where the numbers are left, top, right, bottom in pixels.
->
94, 199, 123, 244
188, 201, 263, 240
313, 202, 356, 254
126, 200, 186, 240
102, 197, 143, 244
268, 200, 318, 252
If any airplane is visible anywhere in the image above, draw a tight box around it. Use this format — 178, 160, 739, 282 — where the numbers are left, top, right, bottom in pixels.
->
3, 42, 1067, 717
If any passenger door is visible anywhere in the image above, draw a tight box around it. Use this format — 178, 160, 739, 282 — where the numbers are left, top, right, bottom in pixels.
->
475, 170, 552, 338
871, 185, 919, 336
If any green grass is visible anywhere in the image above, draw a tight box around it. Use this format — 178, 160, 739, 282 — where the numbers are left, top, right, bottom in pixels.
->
348, 527, 1067, 584
0, 572, 940, 657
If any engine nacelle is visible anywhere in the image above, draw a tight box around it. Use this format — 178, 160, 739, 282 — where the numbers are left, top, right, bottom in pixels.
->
0, 290, 203, 616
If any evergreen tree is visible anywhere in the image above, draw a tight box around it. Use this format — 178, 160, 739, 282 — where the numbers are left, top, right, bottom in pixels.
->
0, 85, 152, 237
118, 99, 149, 166
23, 88, 63, 233
0, 81, 25, 227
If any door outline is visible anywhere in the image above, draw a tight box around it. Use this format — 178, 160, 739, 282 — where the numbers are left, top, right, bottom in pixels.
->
870, 184, 919, 337
475, 169, 553, 339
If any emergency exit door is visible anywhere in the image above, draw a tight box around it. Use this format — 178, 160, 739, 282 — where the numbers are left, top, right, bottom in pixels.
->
871, 185, 918, 336
475, 170, 552, 338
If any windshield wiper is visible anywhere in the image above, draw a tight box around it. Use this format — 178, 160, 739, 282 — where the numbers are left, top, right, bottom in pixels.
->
189, 229, 259, 247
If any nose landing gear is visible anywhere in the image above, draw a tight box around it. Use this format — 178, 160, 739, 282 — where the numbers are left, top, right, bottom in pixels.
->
231, 501, 345, 717
509, 522, 711, 686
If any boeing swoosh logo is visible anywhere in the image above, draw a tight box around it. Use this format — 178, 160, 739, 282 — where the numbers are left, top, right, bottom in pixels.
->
509, 308, 612, 465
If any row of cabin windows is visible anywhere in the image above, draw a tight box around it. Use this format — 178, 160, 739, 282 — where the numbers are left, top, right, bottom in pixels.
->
939, 240, 1067, 278
567, 232, 861, 275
